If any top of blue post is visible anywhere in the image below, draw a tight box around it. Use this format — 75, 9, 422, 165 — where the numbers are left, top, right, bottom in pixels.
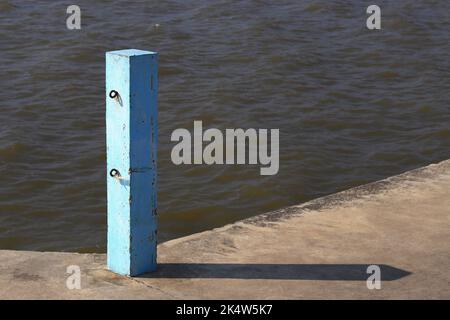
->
106, 49, 157, 57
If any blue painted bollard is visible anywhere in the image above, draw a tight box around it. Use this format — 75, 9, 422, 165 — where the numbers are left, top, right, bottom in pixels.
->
106, 49, 158, 276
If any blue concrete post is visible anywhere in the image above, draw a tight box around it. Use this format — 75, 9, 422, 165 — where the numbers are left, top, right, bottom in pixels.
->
106, 49, 158, 276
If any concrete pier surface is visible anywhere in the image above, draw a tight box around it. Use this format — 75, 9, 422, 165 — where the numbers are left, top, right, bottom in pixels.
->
1, 159, 449, 299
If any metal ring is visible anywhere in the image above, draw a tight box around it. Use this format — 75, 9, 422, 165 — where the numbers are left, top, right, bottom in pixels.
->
109, 90, 118, 99
110, 169, 120, 177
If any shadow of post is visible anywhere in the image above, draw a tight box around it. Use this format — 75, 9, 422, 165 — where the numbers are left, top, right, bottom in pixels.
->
139, 263, 411, 281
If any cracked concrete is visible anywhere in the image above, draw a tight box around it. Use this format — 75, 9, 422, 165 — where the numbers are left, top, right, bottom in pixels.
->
1, 159, 449, 299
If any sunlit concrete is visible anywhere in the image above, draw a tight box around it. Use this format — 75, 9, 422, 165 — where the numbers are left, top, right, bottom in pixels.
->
1, 159, 449, 299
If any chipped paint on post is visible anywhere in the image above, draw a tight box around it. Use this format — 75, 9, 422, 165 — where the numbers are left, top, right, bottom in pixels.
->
106, 49, 158, 276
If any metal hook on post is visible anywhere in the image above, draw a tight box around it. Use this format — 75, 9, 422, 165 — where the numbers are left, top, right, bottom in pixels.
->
109, 168, 125, 180
109, 90, 119, 99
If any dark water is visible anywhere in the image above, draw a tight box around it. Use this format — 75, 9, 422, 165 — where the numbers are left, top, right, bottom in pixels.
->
0, 0, 449, 252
